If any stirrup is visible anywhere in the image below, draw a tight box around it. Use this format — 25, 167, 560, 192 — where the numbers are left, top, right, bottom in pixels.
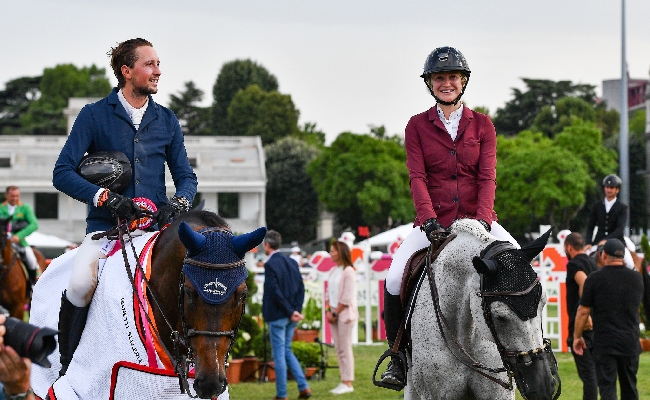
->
372, 348, 407, 391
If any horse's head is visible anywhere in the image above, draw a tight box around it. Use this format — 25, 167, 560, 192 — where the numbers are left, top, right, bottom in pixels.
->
472, 228, 560, 400
176, 219, 266, 398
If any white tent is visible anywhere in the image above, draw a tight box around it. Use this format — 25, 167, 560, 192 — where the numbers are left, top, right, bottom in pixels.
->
25, 231, 75, 248
357, 223, 414, 247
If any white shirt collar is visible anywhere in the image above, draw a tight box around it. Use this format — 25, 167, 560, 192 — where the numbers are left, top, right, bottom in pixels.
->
605, 197, 617, 213
436, 104, 464, 141
118, 89, 149, 129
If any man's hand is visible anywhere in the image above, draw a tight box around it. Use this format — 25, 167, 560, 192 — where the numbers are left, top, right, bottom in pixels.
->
291, 311, 304, 322
103, 192, 139, 222
9, 236, 20, 244
155, 196, 191, 227
0, 345, 32, 396
572, 336, 586, 356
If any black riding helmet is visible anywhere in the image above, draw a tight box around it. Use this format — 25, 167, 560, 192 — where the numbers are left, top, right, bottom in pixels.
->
77, 151, 132, 194
421, 47, 471, 106
602, 174, 622, 188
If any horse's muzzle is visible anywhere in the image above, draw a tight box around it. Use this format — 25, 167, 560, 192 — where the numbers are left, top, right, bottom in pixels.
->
193, 373, 227, 399
508, 349, 560, 400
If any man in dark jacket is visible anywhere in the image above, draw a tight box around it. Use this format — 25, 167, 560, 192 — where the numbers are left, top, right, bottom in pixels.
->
564, 232, 599, 399
573, 239, 643, 400
585, 174, 627, 249
262, 230, 311, 400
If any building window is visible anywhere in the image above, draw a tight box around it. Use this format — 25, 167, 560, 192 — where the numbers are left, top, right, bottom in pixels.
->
192, 193, 202, 209
218, 193, 239, 219
35, 193, 58, 219
188, 157, 198, 168
0, 157, 11, 168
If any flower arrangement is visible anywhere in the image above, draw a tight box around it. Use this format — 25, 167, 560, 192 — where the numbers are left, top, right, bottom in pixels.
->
299, 297, 322, 331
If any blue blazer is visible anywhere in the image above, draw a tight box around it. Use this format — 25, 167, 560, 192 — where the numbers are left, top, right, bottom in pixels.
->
53, 88, 197, 233
262, 252, 305, 322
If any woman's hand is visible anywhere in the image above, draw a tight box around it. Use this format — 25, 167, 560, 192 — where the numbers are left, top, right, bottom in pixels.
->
326, 310, 338, 324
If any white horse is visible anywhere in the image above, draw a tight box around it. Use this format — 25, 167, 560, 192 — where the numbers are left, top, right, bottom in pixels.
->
405, 219, 559, 400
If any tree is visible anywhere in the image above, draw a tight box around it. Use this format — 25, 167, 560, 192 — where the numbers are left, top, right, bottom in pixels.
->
226, 85, 300, 145
0, 76, 41, 135
307, 131, 414, 232
21, 64, 111, 135
493, 79, 597, 136
211, 59, 278, 135
265, 137, 321, 243
168, 81, 211, 135
296, 122, 326, 147
496, 131, 593, 239
532, 97, 597, 138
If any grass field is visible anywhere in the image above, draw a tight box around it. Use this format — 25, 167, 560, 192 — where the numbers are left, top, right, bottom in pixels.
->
229, 344, 650, 399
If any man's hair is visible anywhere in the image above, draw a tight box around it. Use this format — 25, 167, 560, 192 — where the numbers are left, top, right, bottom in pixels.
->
564, 232, 584, 251
5, 186, 18, 194
265, 230, 282, 250
108, 38, 153, 89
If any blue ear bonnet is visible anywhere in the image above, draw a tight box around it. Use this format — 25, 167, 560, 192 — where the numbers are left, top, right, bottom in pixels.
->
178, 222, 267, 304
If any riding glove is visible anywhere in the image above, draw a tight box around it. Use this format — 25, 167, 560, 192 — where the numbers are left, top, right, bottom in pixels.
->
155, 196, 191, 227
421, 218, 447, 242
103, 191, 140, 222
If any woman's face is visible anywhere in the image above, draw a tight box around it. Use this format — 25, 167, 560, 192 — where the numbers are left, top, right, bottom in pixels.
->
430, 71, 463, 104
329, 245, 340, 263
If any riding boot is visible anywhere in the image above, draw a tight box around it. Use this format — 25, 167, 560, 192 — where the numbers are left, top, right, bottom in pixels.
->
58, 291, 90, 377
380, 287, 406, 387
26, 267, 37, 297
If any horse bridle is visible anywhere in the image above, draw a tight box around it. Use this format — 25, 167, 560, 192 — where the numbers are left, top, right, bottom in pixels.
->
105, 223, 247, 398
476, 243, 560, 400
426, 240, 560, 399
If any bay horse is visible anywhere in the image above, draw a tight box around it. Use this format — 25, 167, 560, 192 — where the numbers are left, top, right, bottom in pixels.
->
30, 210, 265, 399
404, 219, 560, 400
0, 217, 47, 319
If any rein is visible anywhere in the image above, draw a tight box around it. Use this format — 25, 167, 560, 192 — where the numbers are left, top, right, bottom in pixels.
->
425, 240, 513, 390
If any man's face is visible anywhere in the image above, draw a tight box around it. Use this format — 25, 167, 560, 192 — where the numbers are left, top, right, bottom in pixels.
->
564, 244, 572, 260
5, 189, 20, 206
604, 185, 619, 201
123, 46, 161, 97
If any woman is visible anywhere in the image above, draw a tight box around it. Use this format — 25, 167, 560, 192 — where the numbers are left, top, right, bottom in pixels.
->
325, 240, 358, 395
379, 46, 519, 388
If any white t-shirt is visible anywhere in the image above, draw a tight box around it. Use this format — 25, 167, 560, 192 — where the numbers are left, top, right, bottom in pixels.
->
327, 266, 343, 308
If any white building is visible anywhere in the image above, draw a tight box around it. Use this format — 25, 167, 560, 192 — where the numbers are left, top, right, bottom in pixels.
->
0, 99, 267, 243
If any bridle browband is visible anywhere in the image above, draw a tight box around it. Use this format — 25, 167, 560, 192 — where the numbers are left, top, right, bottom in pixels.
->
96, 221, 247, 398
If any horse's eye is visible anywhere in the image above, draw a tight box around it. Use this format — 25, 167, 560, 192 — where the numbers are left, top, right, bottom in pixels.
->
184, 286, 196, 302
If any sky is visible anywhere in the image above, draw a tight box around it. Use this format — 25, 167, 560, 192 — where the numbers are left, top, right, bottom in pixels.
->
2, 0, 650, 144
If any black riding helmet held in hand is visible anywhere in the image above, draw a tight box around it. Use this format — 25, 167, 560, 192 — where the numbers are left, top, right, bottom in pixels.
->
421, 46, 471, 106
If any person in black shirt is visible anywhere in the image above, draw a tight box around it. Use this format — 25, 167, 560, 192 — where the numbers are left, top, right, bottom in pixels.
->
564, 232, 599, 400
573, 239, 643, 400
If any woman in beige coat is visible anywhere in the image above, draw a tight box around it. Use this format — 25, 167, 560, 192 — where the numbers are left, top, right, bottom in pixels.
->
325, 240, 358, 395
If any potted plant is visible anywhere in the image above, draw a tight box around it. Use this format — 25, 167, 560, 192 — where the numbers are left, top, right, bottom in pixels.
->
291, 341, 321, 379
293, 297, 321, 342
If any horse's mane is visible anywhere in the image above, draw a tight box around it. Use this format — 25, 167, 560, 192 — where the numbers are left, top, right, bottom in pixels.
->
449, 219, 496, 244
169, 210, 229, 230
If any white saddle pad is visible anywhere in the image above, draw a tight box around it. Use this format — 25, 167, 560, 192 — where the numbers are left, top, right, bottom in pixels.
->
29, 232, 229, 400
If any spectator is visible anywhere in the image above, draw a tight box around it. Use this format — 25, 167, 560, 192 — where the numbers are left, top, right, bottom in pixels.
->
290, 246, 302, 265
262, 230, 311, 400
584, 175, 627, 249
573, 239, 643, 400
0, 314, 35, 400
0, 186, 39, 292
564, 232, 598, 399
325, 240, 358, 395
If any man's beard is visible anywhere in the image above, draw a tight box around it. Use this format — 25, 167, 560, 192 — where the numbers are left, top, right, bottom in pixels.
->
131, 79, 158, 98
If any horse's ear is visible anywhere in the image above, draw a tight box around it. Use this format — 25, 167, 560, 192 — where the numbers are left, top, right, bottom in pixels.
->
178, 221, 206, 254
517, 227, 553, 262
232, 227, 268, 258
472, 256, 499, 275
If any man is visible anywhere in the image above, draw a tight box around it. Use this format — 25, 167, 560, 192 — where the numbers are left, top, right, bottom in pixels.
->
0, 186, 39, 292
0, 314, 35, 400
262, 230, 311, 400
585, 174, 627, 249
564, 232, 598, 400
51, 38, 197, 375
573, 239, 643, 400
